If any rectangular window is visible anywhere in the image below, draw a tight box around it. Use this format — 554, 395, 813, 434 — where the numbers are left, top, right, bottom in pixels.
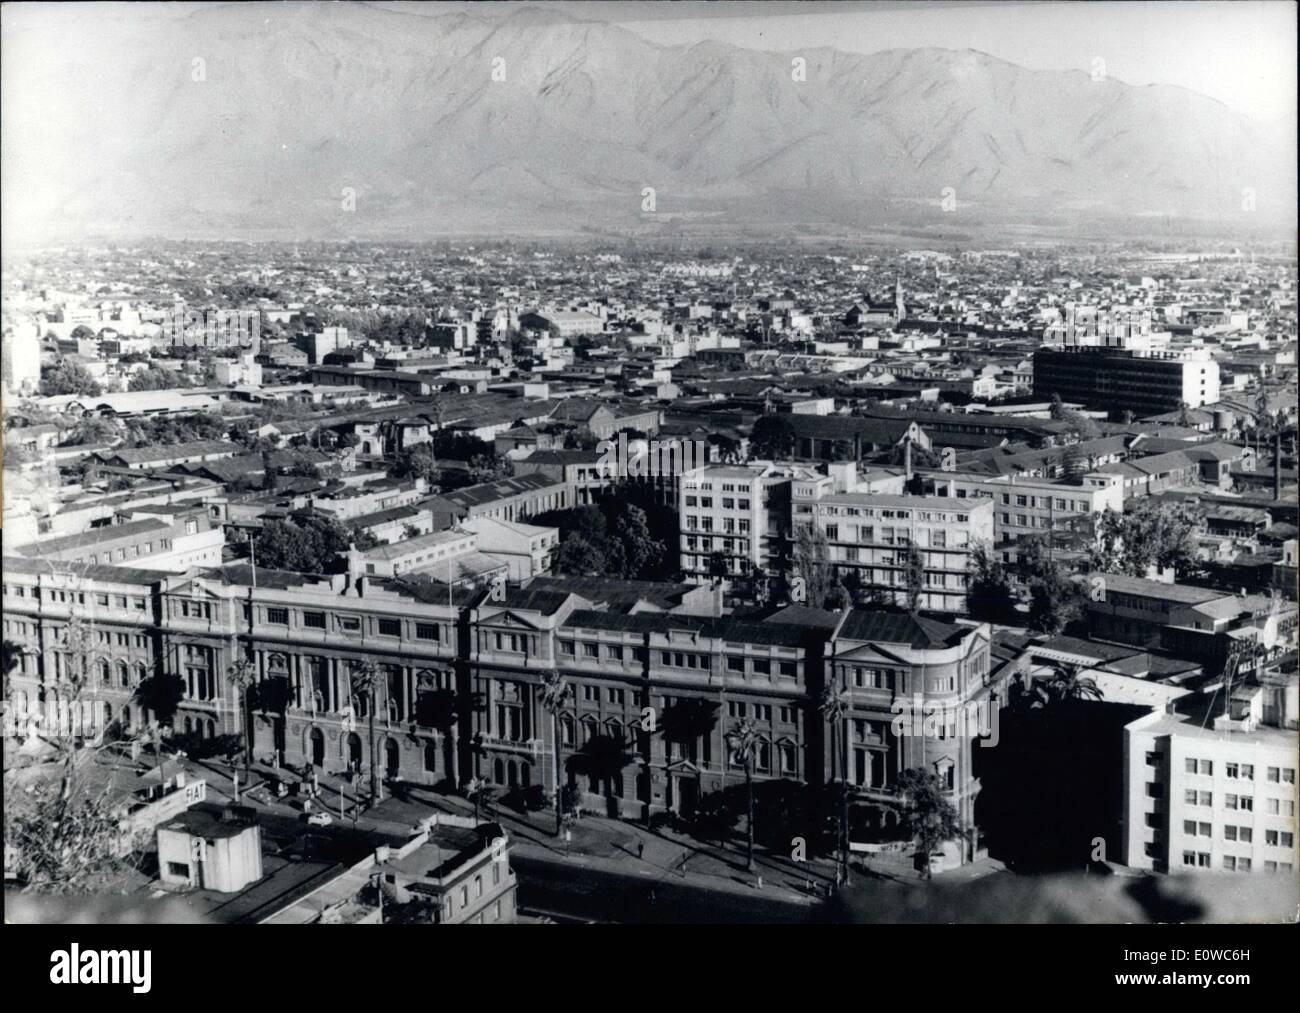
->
416, 623, 440, 641
378, 618, 401, 637
303, 611, 327, 629
266, 608, 289, 625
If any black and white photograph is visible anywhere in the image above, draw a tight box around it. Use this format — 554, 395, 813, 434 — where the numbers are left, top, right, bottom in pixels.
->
1, 0, 1296, 977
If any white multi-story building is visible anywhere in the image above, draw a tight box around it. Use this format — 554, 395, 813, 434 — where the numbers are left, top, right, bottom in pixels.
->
678, 462, 821, 582
793, 467, 994, 613
1, 319, 42, 395
1123, 677, 1299, 875
929, 470, 1124, 566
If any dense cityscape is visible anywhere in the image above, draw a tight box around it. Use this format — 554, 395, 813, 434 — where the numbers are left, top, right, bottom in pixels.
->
1, 0, 1296, 945
4, 235, 1296, 924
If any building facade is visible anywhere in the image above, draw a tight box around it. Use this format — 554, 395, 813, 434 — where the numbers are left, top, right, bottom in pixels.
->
1033, 347, 1221, 415
3, 564, 997, 865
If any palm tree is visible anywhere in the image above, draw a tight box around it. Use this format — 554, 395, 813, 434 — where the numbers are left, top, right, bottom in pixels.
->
725, 718, 761, 872
466, 776, 493, 823
225, 655, 256, 780
1040, 661, 1104, 706
349, 659, 380, 806
818, 683, 850, 881
539, 669, 573, 836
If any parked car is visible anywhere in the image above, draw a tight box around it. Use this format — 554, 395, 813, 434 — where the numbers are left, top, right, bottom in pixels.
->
306, 812, 334, 827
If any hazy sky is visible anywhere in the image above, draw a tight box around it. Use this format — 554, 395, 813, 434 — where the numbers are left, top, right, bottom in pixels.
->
17, 2, 1297, 121
374, 0, 1298, 121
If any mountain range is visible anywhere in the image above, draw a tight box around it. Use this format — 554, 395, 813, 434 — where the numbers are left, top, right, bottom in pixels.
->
2, 3, 1294, 242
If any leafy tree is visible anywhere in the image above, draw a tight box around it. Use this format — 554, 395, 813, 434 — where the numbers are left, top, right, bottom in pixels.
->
63, 417, 118, 447
3, 638, 25, 703
750, 415, 797, 460
41, 360, 101, 397
885, 439, 943, 470
5, 779, 147, 894
967, 542, 1017, 624
711, 434, 742, 463
1026, 561, 1088, 635
792, 524, 832, 608
391, 444, 438, 484
554, 532, 607, 576
897, 767, 965, 880
133, 672, 185, 789
570, 733, 636, 817
903, 543, 925, 612
609, 505, 665, 578
1089, 500, 1205, 579
707, 550, 730, 583
1049, 393, 1099, 441
659, 697, 718, 767
125, 412, 227, 447
252, 515, 357, 573
128, 367, 185, 392
416, 687, 479, 787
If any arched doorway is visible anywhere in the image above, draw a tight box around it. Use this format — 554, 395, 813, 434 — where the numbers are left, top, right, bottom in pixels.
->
310, 728, 325, 767
507, 760, 518, 788
493, 758, 505, 784
346, 733, 363, 773
385, 738, 400, 780
423, 741, 438, 776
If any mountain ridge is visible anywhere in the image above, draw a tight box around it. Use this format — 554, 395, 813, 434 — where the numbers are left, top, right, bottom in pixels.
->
1, 2, 1293, 242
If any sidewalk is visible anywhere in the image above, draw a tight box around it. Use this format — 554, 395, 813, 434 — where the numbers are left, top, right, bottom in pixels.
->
179, 758, 927, 906
397, 784, 902, 905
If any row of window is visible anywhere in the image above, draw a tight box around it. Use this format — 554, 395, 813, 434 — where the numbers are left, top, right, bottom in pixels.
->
260, 607, 444, 644
683, 496, 752, 511
5, 585, 152, 611
1184, 758, 1296, 784
1182, 852, 1295, 872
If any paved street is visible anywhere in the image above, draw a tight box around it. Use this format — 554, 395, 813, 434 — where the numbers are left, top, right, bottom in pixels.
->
175, 753, 930, 922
